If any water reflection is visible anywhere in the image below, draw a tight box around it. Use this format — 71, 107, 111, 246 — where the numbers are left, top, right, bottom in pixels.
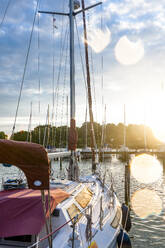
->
131, 188, 162, 219
130, 154, 162, 184
1, 158, 165, 247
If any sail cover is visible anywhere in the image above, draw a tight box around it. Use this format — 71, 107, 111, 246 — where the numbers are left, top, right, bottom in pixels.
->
0, 188, 70, 237
0, 139, 50, 189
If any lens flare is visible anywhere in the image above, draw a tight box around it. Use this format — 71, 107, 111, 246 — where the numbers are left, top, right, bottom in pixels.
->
131, 188, 162, 219
115, 36, 144, 65
84, 27, 111, 53
130, 154, 162, 184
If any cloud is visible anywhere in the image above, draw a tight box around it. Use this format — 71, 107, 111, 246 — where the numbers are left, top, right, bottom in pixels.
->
0, 0, 165, 135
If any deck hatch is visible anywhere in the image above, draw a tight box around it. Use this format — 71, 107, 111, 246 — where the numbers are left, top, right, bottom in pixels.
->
75, 187, 93, 208
67, 203, 82, 222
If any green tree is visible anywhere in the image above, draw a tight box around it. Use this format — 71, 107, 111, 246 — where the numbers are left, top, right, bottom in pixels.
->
0, 131, 7, 139
13, 130, 28, 141
10, 122, 162, 149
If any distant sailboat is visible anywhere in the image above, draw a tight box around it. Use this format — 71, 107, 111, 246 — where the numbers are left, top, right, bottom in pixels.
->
118, 104, 129, 162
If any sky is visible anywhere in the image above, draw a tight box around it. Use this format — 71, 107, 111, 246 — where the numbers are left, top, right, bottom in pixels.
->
0, 0, 165, 141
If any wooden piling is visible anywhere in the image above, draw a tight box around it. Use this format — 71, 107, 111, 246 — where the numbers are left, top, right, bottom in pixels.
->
125, 160, 130, 207
60, 157, 62, 171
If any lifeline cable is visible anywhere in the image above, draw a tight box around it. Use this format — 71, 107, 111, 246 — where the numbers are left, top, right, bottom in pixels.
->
27, 205, 91, 248
27, 216, 75, 248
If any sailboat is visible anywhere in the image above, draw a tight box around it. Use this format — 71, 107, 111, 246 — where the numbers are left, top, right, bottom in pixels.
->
0, 1, 132, 248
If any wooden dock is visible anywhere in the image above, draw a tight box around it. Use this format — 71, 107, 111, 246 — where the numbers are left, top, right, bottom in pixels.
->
48, 149, 165, 160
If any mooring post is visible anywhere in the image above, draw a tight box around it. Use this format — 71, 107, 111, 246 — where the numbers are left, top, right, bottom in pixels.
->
125, 159, 130, 207
163, 159, 165, 174
60, 157, 62, 171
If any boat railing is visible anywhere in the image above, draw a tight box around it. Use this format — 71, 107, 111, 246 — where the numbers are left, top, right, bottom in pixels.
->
27, 205, 92, 248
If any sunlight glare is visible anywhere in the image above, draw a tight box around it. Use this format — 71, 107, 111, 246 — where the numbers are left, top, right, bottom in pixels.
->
131, 188, 162, 219
84, 27, 111, 53
152, 125, 165, 143
130, 154, 162, 184
115, 36, 144, 65
148, 103, 165, 143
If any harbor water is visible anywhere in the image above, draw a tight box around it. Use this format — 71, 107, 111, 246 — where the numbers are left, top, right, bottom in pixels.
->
1, 155, 165, 247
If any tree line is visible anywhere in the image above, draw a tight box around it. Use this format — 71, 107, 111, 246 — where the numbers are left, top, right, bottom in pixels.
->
1, 122, 162, 149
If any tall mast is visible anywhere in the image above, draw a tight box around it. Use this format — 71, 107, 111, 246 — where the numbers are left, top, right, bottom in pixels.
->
68, 0, 79, 181
38, 0, 102, 179
124, 104, 126, 147
70, 0, 75, 121
81, 0, 97, 172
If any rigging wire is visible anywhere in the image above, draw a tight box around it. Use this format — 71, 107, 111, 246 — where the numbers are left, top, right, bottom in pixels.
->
101, 52, 104, 149
88, 13, 99, 148
99, 3, 108, 175
100, 2, 105, 149
51, 15, 56, 147
0, 0, 11, 30
75, 16, 89, 149
59, 30, 69, 148
47, 104, 50, 147
53, 23, 69, 147
52, 0, 67, 147
37, 11, 41, 144
53, 0, 65, 148
66, 95, 69, 149
11, 0, 40, 138
27, 102, 33, 142
43, 105, 49, 147
85, 100, 88, 148
75, 17, 87, 93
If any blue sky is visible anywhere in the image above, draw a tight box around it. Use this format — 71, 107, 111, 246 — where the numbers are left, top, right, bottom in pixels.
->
0, 0, 165, 140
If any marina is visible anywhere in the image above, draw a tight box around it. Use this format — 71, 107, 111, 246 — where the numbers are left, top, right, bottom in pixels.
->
0, 0, 165, 247
0, 0, 131, 247
1, 156, 165, 247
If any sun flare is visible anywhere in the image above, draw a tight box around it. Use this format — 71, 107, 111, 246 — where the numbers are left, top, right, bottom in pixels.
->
130, 154, 162, 184
84, 27, 111, 53
131, 188, 162, 219
115, 36, 144, 65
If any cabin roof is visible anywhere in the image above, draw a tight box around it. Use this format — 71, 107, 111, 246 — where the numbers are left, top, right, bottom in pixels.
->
0, 188, 70, 238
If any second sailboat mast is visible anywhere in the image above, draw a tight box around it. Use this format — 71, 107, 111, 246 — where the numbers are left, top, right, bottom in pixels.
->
81, 0, 97, 171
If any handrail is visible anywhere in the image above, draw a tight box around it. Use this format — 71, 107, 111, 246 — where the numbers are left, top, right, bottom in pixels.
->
27, 206, 91, 248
